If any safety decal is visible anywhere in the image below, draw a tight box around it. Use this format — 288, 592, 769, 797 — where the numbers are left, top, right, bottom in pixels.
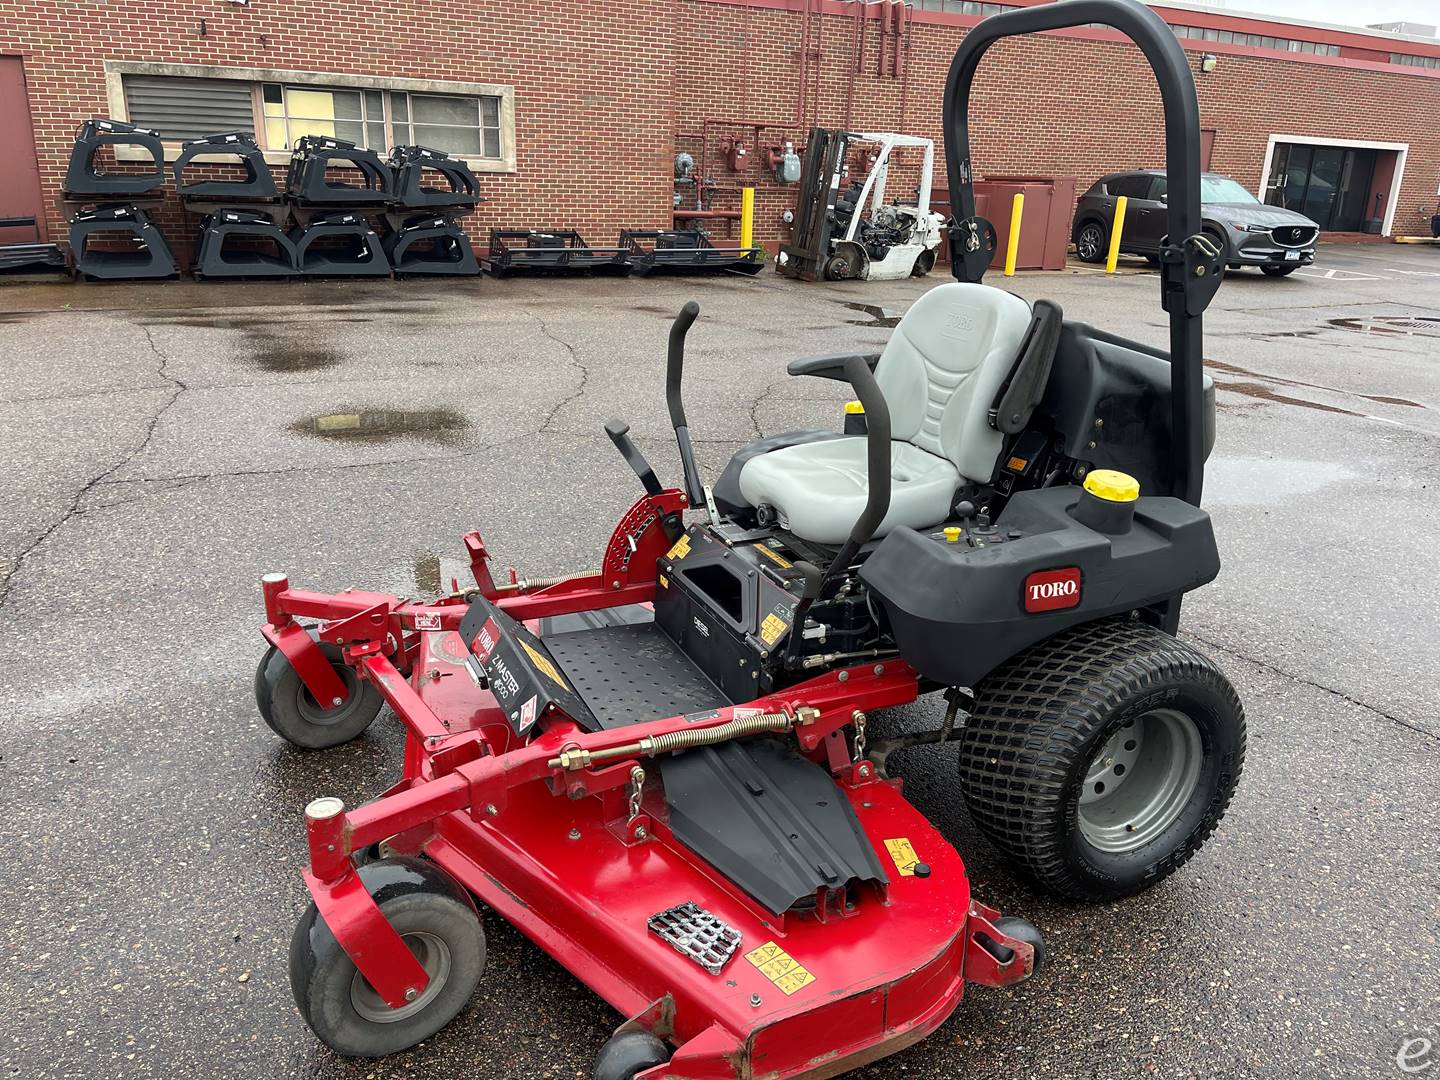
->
758, 612, 788, 646
473, 616, 502, 660
751, 543, 792, 569
659, 574, 669, 589
517, 694, 538, 733
744, 942, 816, 996
666, 534, 692, 561
519, 639, 570, 692
884, 837, 922, 877
413, 612, 442, 631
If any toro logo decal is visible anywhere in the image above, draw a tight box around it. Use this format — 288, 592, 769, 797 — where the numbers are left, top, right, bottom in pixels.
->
1024, 568, 1081, 613
473, 616, 502, 660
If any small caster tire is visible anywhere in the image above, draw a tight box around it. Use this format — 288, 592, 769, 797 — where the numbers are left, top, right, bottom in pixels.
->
256, 633, 382, 749
289, 857, 485, 1058
993, 916, 1046, 973
593, 1030, 671, 1080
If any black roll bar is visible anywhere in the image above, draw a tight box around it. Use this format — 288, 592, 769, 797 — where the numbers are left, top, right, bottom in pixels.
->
943, 0, 1215, 509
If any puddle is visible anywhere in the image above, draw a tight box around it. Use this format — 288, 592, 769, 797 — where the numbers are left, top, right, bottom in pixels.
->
413, 553, 443, 594
842, 302, 905, 328
1206, 358, 1425, 411
1218, 381, 1361, 417
0, 311, 41, 324
289, 407, 470, 446
250, 343, 342, 372
1206, 456, 1358, 506
1327, 316, 1440, 338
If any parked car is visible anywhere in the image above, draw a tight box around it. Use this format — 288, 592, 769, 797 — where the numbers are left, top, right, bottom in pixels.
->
1072, 169, 1320, 277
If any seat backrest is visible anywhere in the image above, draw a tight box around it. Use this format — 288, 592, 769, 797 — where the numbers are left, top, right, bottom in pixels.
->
874, 282, 1033, 482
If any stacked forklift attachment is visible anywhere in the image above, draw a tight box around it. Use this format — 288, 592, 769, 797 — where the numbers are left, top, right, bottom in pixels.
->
192, 209, 298, 279
483, 229, 629, 276
173, 132, 277, 198
63, 119, 165, 196
0, 216, 66, 274
384, 214, 478, 275
291, 212, 390, 276
69, 204, 177, 280
622, 228, 765, 275
390, 145, 481, 209
286, 136, 392, 203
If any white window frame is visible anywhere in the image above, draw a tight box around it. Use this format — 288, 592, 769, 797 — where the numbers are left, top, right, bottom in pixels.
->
1256, 134, 1409, 236
104, 60, 516, 173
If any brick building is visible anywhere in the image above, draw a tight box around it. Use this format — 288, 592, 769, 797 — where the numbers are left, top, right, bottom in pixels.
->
2, 0, 1438, 263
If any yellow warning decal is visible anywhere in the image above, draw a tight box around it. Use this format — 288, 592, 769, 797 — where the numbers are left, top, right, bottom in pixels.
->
659, 574, 669, 589
519, 640, 570, 692
666, 534, 692, 561
745, 942, 816, 996
884, 837, 921, 877
751, 543, 792, 569
758, 612, 788, 646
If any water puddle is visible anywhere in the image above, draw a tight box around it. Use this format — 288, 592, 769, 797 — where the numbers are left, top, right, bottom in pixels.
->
1327, 316, 1440, 337
1205, 456, 1358, 506
1207, 358, 1425, 411
842, 302, 905, 328
289, 407, 470, 446
250, 343, 342, 372
413, 553, 443, 594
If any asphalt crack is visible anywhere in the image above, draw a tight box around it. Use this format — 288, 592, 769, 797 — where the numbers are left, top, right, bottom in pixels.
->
746, 381, 783, 440
0, 326, 188, 612
529, 311, 591, 435
1189, 632, 1440, 747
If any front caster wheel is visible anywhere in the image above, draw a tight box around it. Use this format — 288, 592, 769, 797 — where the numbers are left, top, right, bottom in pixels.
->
959, 617, 1245, 902
256, 634, 382, 749
289, 857, 486, 1058
593, 1030, 671, 1080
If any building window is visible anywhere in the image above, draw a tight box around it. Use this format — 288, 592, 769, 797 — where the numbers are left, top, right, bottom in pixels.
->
1392, 53, 1440, 69
1168, 24, 1341, 57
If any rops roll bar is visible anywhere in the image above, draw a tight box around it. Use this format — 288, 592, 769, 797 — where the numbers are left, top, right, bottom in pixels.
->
943, 0, 1221, 507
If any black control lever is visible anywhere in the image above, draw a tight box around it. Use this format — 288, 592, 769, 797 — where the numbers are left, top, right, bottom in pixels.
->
666, 301, 706, 511
604, 418, 662, 496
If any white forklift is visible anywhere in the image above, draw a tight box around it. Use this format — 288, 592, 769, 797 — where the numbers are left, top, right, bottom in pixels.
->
777, 128, 946, 282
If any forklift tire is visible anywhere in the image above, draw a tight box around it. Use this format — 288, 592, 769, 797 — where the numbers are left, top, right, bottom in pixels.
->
257, 636, 383, 749
593, 1030, 671, 1080
823, 251, 857, 281
958, 617, 1245, 902
910, 248, 937, 277
290, 857, 485, 1058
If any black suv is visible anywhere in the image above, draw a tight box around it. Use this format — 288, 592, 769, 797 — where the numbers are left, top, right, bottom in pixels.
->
1073, 169, 1320, 276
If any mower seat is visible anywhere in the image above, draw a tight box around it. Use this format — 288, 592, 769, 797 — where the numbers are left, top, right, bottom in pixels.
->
737, 283, 1033, 545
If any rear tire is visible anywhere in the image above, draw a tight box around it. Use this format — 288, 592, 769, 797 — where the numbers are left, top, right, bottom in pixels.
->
910, 248, 936, 277
1074, 221, 1107, 263
257, 635, 383, 749
958, 618, 1245, 901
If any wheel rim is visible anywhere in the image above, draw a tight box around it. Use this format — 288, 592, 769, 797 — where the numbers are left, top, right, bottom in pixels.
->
1077, 708, 1203, 854
350, 931, 451, 1023
296, 664, 362, 727
1078, 225, 1102, 260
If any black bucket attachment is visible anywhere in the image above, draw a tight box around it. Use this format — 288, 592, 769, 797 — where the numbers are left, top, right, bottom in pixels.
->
173, 132, 277, 198
291, 212, 390, 276
286, 136, 392, 204
621, 229, 765, 276
384, 214, 478, 276
63, 119, 166, 197
192, 209, 298, 279
390, 145, 481, 209
69, 204, 177, 280
483, 229, 630, 277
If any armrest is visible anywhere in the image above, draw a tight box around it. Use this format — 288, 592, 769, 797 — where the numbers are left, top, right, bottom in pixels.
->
786, 352, 881, 382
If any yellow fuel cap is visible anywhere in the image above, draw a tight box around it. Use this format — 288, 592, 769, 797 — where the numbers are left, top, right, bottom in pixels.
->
944, 526, 962, 542
844, 400, 865, 415
1083, 469, 1140, 503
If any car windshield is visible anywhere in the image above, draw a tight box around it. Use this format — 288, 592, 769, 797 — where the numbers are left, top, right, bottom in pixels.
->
1200, 176, 1259, 204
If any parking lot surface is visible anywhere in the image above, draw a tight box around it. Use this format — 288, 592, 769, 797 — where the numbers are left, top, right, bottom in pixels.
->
1, 240, 1437, 1079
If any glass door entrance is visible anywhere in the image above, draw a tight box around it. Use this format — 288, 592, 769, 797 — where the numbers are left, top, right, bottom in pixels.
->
1265, 142, 1379, 232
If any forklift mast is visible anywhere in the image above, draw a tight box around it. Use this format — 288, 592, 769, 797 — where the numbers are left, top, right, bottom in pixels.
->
778, 127, 851, 281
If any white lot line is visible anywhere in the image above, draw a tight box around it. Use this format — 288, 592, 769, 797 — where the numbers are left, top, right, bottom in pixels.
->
1293, 266, 1383, 281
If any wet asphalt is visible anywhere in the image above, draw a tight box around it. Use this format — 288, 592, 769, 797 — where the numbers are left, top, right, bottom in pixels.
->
0, 242, 1437, 1080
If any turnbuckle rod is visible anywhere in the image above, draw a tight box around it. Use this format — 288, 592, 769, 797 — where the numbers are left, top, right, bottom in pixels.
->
548, 709, 798, 771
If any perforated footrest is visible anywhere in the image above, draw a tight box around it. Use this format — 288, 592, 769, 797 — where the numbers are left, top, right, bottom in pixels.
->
64, 119, 165, 197
383, 214, 477, 275
174, 132, 277, 198
286, 136, 392, 204
390, 145, 481, 209
69, 204, 177, 280
193, 209, 298, 278
291, 212, 390, 276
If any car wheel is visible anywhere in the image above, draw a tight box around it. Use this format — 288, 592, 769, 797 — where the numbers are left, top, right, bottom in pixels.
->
1261, 265, 1298, 277
1075, 221, 1107, 263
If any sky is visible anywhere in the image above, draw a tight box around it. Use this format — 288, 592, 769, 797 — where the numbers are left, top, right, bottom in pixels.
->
1203, 0, 1439, 31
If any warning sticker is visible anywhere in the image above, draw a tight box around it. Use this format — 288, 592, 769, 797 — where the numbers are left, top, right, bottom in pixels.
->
884, 837, 921, 877
758, 612, 788, 646
517, 694, 538, 733
659, 574, 669, 589
413, 612, 442, 631
751, 543, 792, 569
519, 639, 570, 692
666, 534, 692, 561
744, 942, 816, 996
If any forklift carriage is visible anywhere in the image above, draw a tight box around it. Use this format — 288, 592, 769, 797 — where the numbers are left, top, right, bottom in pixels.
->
263, 3, 1245, 1076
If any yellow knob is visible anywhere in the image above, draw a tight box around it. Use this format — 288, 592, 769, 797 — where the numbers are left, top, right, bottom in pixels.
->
844, 400, 865, 415
1083, 469, 1140, 503
944, 526, 962, 543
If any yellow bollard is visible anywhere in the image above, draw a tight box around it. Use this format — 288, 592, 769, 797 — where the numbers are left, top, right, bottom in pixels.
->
1003, 192, 1024, 277
1105, 195, 1128, 273
739, 187, 755, 251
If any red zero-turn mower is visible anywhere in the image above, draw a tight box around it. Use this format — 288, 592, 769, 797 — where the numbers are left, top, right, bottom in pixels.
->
259, 3, 1245, 1076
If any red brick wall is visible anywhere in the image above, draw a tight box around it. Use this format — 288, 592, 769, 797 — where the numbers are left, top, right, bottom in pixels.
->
2, 0, 1437, 262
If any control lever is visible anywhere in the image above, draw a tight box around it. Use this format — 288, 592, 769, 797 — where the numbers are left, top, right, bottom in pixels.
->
604, 418, 662, 496
665, 301, 707, 513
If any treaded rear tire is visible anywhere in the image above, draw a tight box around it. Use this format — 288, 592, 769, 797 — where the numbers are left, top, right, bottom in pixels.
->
958, 617, 1245, 901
